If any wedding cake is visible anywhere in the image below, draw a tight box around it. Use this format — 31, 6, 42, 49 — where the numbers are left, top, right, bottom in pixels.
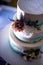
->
9, 0, 43, 60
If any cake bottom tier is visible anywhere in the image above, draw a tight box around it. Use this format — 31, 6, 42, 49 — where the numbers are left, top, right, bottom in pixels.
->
9, 29, 43, 60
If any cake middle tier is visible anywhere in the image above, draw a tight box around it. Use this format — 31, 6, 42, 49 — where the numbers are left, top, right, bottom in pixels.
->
10, 22, 43, 43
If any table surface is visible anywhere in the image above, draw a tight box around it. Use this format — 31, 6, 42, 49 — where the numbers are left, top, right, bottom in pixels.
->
0, 5, 43, 65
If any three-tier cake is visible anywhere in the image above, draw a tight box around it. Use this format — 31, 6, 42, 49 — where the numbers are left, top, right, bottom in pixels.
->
9, 0, 43, 60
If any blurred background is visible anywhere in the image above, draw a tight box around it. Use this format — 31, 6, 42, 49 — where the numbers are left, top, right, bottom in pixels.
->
0, 0, 18, 7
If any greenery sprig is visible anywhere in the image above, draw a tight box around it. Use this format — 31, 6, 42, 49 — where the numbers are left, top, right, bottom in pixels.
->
20, 14, 40, 30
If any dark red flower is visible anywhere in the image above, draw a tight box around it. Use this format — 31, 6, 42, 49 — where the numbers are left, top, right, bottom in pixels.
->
12, 19, 24, 31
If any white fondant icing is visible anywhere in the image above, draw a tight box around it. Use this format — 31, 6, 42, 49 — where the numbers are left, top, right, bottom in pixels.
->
18, 0, 43, 14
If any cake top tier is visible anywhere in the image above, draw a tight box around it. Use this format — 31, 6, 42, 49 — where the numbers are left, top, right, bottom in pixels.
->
18, 0, 43, 14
